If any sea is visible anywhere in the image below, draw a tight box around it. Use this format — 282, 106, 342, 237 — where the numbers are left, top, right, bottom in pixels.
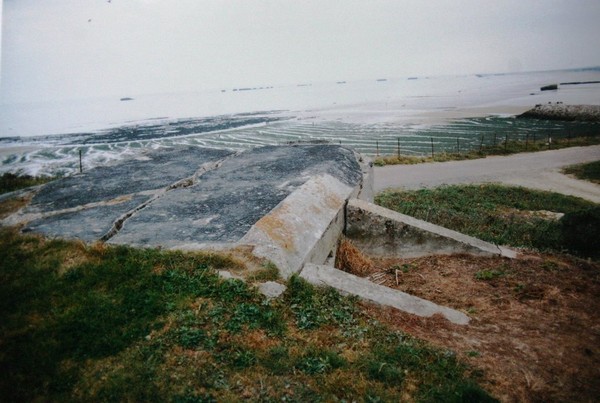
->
1, 67, 599, 177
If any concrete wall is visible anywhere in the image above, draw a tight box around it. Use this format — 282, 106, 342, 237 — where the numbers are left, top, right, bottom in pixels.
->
346, 199, 515, 259
240, 174, 355, 278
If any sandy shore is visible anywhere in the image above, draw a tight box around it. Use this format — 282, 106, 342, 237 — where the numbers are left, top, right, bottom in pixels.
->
0, 146, 42, 160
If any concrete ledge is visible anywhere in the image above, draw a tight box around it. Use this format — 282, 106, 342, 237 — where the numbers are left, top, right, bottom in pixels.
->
346, 199, 516, 259
300, 264, 470, 325
239, 174, 354, 279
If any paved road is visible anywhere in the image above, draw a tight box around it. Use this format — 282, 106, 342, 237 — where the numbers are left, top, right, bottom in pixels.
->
374, 145, 600, 203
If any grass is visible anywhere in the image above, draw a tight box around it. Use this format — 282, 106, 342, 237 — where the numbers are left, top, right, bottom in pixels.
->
0, 172, 55, 195
376, 184, 599, 257
373, 135, 600, 166
0, 227, 495, 401
563, 160, 600, 184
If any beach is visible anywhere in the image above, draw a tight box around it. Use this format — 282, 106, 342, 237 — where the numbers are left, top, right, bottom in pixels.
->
1, 68, 599, 176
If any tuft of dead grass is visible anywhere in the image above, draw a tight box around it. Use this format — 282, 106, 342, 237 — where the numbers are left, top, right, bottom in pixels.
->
335, 238, 373, 276
356, 252, 600, 402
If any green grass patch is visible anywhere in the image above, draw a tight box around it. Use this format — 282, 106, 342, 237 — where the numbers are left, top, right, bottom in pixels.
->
0, 227, 494, 401
376, 184, 598, 257
563, 160, 600, 184
374, 135, 600, 166
0, 172, 55, 194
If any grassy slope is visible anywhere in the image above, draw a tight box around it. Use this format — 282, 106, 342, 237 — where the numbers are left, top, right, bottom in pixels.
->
0, 227, 494, 402
563, 160, 600, 184
376, 184, 598, 257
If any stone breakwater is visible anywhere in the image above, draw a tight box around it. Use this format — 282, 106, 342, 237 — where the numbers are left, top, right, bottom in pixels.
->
518, 104, 600, 122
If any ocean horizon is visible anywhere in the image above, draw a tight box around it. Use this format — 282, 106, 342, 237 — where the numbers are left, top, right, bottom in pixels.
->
1, 67, 599, 176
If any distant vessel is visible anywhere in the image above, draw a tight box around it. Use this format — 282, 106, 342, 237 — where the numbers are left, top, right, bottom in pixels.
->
376, 78, 387, 82
540, 84, 558, 91
120, 97, 134, 101
336, 81, 346, 84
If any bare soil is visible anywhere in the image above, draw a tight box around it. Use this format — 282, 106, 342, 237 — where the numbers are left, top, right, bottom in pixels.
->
351, 252, 600, 402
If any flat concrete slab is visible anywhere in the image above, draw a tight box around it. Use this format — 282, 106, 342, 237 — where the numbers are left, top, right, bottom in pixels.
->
108, 145, 362, 249
300, 264, 470, 325
4, 145, 364, 277
25, 147, 233, 213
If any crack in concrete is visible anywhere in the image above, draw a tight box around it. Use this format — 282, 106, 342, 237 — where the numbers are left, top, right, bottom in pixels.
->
99, 153, 239, 242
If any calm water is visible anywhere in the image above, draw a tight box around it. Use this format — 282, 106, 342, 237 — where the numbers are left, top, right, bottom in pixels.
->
2, 68, 599, 176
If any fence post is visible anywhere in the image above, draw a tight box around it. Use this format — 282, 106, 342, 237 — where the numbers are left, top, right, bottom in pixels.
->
456, 138, 460, 154
376, 140, 379, 156
479, 134, 484, 152
547, 134, 551, 149
430, 137, 434, 159
397, 137, 400, 158
79, 150, 83, 173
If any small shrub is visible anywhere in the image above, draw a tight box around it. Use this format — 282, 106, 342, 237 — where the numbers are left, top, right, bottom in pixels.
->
474, 270, 504, 281
366, 361, 404, 384
248, 261, 280, 282
561, 207, 600, 258
295, 349, 346, 374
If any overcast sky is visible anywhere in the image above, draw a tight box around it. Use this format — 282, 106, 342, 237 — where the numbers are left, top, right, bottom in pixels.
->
2, 0, 600, 103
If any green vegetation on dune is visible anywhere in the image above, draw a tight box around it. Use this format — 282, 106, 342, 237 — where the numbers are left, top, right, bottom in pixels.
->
0, 227, 494, 402
376, 184, 599, 258
374, 135, 600, 166
0, 172, 55, 195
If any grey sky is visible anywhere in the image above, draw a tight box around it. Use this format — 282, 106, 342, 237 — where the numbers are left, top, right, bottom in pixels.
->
2, 0, 600, 103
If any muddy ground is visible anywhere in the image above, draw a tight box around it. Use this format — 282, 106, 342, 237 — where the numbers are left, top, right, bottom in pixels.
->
341, 249, 600, 402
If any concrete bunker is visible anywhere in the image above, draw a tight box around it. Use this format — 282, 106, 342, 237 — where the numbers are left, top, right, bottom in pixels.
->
2, 143, 516, 325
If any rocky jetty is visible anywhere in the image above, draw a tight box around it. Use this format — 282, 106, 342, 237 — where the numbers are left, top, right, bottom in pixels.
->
518, 104, 600, 122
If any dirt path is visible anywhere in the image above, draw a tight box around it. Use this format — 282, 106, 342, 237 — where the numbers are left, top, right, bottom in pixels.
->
374, 145, 600, 202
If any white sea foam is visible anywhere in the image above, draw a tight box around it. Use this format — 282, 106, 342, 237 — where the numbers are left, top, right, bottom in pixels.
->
1, 69, 599, 176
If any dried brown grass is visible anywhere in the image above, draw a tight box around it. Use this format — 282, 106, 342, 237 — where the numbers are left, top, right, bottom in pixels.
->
335, 239, 373, 276
357, 252, 600, 403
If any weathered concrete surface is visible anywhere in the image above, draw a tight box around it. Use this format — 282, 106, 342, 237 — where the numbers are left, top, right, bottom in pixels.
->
108, 145, 362, 250
3, 145, 364, 277
240, 174, 353, 278
300, 264, 470, 325
25, 147, 233, 213
257, 281, 287, 299
346, 199, 516, 259
22, 195, 149, 242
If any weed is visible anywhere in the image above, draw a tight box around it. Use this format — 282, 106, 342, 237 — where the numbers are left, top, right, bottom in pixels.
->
295, 348, 346, 374
248, 261, 280, 282
475, 270, 505, 281
365, 361, 405, 383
